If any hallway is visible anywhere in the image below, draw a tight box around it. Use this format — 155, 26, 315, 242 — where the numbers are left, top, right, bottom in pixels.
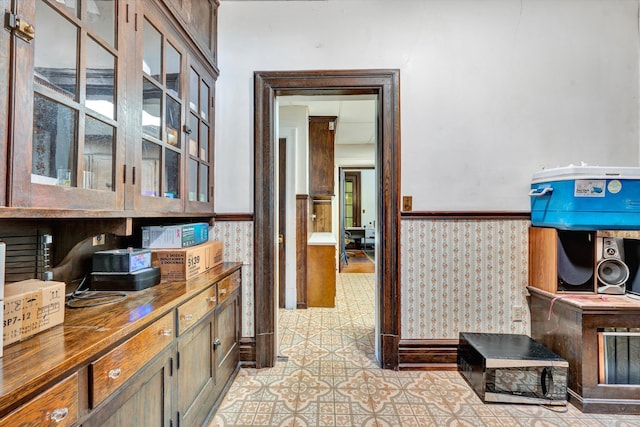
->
210, 273, 640, 426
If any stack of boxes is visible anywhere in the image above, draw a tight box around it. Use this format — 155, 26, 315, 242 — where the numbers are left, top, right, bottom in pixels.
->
142, 223, 223, 282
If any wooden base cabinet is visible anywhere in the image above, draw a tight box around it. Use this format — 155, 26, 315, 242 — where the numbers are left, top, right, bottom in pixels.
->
77, 265, 240, 427
529, 287, 640, 414
307, 244, 336, 308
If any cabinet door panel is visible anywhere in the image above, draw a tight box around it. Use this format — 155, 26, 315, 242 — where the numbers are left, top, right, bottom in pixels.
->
308, 116, 336, 196
177, 315, 215, 427
215, 292, 240, 393
83, 351, 172, 427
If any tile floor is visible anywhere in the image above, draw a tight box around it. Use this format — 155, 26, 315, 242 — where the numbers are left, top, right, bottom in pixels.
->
210, 273, 640, 426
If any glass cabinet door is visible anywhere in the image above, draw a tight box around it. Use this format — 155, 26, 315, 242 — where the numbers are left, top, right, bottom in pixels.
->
185, 63, 214, 212
26, 0, 122, 208
6, 0, 124, 209
138, 14, 184, 211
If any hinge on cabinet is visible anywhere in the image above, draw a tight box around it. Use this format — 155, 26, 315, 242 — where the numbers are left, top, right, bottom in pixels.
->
5, 11, 35, 42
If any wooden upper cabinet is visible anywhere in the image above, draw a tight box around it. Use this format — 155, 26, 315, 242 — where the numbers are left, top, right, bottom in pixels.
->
308, 116, 337, 196
4, 0, 217, 216
165, 0, 219, 65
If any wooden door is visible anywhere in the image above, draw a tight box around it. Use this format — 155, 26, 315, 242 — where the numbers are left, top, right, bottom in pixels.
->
278, 138, 286, 308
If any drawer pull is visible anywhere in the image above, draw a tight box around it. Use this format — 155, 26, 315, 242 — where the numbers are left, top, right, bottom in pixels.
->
219, 288, 227, 295
182, 314, 194, 322
160, 328, 173, 337
108, 368, 121, 379
207, 296, 217, 303
50, 407, 68, 422
213, 338, 221, 350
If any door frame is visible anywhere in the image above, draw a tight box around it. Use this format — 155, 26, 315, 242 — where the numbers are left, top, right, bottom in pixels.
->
253, 69, 401, 369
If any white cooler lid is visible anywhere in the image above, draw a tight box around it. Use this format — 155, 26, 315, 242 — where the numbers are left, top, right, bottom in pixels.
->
532, 165, 640, 183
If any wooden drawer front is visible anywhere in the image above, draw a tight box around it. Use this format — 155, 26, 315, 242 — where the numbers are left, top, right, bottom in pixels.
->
217, 270, 240, 304
90, 311, 174, 408
177, 285, 217, 335
0, 373, 78, 427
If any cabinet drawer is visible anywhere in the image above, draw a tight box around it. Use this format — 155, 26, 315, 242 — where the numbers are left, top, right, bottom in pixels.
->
90, 311, 174, 408
177, 285, 217, 335
0, 373, 78, 427
217, 270, 240, 304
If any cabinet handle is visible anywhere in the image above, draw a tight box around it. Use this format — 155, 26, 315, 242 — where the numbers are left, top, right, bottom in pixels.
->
50, 407, 68, 423
160, 328, 173, 337
219, 288, 227, 295
108, 368, 121, 379
207, 296, 217, 304
182, 314, 194, 322
213, 338, 221, 350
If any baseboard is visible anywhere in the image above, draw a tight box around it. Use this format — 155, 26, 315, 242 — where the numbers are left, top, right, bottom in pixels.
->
239, 337, 256, 367
398, 338, 459, 370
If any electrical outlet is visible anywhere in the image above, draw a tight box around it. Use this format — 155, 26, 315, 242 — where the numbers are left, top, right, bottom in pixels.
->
512, 305, 523, 322
93, 234, 106, 246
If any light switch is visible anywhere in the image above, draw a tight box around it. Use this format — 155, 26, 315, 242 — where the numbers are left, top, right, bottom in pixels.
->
402, 196, 412, 211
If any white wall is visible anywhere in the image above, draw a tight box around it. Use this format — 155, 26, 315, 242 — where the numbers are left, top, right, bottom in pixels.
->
215, 0, 639, 213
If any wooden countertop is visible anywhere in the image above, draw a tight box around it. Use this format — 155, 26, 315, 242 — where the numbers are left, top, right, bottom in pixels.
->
527, 286, 640, 311
0, 262, 242, 416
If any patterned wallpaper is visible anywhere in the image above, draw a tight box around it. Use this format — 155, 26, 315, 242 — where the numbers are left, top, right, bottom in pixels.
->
215, 218, 532, 342
400, 219, 531, 339
211, 221, 254, 337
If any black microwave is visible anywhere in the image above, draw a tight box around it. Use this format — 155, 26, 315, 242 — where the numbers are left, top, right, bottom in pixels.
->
458, 332, 568, 405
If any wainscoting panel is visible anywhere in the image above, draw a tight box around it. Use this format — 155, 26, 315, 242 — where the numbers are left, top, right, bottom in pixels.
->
401, 219, 530, 340
211, 221, 254, 337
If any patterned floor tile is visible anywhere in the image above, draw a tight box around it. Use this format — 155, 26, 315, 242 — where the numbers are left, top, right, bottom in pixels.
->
209, 272, 640, 427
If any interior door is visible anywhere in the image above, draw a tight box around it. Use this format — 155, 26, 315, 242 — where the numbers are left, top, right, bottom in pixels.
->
278, 138, 286, 308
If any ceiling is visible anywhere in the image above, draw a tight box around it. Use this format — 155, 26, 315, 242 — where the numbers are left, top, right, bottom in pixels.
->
278, 95, 377, 145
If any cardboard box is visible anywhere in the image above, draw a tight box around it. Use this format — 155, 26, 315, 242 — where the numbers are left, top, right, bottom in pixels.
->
141, 223, 209, 249
152, 240, 223, 282
3, 279, 66, 347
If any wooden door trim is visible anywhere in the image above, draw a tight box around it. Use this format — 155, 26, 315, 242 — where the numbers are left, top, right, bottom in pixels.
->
254, 69, 401, 369
344, 171, 362, 228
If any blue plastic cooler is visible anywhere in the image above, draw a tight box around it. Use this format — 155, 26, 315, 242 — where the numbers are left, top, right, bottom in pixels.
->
530, 166, 640, 230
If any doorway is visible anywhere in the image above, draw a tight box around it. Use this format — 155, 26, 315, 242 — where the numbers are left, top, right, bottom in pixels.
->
253, 69, 400, 369
340, 168, 375, 274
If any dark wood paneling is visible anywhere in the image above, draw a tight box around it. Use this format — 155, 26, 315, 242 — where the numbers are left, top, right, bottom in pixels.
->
214, 213, 254, 222
398, 339, 459, 371
254, 69, 400, 370
296, 195, 308, 309
239, 337, 257, 367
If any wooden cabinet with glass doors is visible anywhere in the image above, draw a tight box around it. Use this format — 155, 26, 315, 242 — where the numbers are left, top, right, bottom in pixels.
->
4, 0, 217, 216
